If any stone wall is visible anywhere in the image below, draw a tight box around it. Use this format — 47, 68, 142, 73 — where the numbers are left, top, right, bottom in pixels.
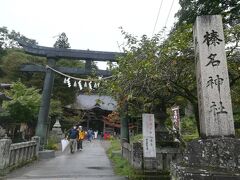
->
171, 138, 240, 179
0, 136, 40, 175
122, 142, 182, 171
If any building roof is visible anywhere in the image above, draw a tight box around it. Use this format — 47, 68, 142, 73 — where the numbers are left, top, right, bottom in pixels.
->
66, 95, 117, 111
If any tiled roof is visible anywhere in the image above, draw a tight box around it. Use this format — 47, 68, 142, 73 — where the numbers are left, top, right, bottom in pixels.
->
66, 95, 117, 111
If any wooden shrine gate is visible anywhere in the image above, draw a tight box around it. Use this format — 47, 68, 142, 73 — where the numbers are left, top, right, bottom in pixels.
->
17, 40, 127, 147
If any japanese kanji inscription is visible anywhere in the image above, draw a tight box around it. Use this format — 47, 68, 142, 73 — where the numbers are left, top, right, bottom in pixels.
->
194, 15, 235, 137
142, 114, 156, 158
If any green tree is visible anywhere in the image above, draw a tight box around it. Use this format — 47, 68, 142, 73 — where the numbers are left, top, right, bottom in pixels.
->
49, 99, 63, 119
0, 49, 46, 83
156, 23, 239, 133
101, 30, 176, 127
3, 81, 41, 123
53, 32, 70, 49
52, 32, 82, 105
104, 17, 240, 135
0, 26, 37, 49
175, 0, 240, 27
0, 26, 37, 58
170, 0, 240, 132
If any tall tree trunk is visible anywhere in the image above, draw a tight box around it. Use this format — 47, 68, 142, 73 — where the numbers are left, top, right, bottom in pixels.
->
152, 101, 168, 131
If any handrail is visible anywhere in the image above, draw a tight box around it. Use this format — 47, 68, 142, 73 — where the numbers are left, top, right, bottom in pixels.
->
0, 136, 40, 174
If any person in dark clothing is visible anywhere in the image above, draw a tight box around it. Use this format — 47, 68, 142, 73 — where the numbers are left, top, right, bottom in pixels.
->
68, 126, 79, 153
87, 129, 92, 142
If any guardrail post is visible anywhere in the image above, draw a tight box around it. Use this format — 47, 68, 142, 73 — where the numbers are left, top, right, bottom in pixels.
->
0, 138, 12, 174
32, 136, 40, 158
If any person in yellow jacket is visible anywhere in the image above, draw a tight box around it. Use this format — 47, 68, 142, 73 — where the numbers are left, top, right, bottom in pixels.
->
77, 126, 85, 150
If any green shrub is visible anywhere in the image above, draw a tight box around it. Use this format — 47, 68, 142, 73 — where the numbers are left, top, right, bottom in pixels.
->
107, 138, 135, 178
234, 113, 240, 129
180, 116, 198, 135
235, 129, 240, 138
182, 134, 199, 142
130, 134, 142, 143
45, 135, 59, 150
108, 138, 121, 152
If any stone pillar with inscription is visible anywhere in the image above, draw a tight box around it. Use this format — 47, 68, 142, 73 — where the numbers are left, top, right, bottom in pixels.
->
194, 15, 235, 138
171, 15, 240, 180
142, 114, 157, 169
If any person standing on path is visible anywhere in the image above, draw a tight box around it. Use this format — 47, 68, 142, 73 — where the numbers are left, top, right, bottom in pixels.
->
77, 126, 85, 150
68, 125, 79, 153
94, 130, 98, 139
87, 129, 92, 142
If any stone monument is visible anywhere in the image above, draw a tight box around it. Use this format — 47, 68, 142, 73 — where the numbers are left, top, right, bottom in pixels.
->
49, 119, 63, 143
195, 15, 234, 137
171, 15, 240, 179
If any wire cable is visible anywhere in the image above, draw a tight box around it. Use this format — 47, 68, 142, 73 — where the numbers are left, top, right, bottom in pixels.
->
164, 0, 175, 28
152, 0, 163, 36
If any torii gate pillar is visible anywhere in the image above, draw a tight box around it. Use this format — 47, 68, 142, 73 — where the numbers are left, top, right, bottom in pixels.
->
35, 56, 56, 147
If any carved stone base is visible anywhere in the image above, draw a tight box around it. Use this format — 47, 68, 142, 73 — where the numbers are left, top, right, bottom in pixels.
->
171, 138, 240, 179
171, 164, 240, 180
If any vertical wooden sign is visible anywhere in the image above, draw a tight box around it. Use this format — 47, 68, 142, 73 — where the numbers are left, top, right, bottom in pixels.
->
172, 106, 181, 134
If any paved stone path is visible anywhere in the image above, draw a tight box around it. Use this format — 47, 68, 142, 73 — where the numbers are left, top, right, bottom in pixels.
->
6, 140, 126, 180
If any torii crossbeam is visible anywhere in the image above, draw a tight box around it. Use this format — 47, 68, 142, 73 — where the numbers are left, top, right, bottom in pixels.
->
18, 40, 123, 61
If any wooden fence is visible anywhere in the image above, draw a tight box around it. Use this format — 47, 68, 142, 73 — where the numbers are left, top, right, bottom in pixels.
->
122, 142, 182, 171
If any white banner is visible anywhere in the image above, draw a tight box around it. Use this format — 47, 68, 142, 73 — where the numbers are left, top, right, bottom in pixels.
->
172, 106, 180, 133
142, 113, 156, 158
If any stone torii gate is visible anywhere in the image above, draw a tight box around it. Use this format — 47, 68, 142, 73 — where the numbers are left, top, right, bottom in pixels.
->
18, 41, 127, 147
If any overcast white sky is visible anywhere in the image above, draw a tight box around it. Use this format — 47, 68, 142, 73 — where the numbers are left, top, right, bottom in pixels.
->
1, 0, 180, 69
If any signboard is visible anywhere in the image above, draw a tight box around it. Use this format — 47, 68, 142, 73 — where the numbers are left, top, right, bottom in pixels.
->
142, 113, 156, 158
172, 106, 180, 133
